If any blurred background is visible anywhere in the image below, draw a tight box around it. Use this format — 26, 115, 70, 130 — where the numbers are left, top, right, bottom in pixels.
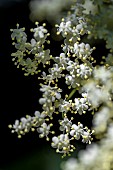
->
0, 0, 96, 170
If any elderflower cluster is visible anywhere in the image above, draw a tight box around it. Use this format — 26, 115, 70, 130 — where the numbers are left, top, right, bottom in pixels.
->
61, 125, 113, 170
9, 0, 113, 164
9, 12, 95, 157
10, 22, 51, 76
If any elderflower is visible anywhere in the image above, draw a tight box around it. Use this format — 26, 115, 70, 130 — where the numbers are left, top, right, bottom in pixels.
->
9, 0, 113, 161
9, 10, 95, 156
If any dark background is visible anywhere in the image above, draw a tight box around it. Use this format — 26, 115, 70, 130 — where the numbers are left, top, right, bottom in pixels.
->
0, 0, 101, 169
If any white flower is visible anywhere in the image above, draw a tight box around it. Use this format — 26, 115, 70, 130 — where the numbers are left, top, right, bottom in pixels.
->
59, 117, 72, 132
73, 98, 88, 115
37, 123, 50, 138
82, 130, 92, 144
77, 64, 92, 78
59, 100, 71, 113
58, 21, 72, 34
70, 123, 83, 139
34, 26, 47, 38
34, 111, 46, 119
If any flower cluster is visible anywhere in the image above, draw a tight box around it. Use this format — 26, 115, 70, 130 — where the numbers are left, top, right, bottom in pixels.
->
9, 0, 113, 162
51, 119, 94, 156
61, 125, 113, 170
10, 22, 51, 76
9, 14, 95, 156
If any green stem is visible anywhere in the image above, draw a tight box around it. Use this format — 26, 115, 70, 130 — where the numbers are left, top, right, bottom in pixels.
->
67, 88, 77, 100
